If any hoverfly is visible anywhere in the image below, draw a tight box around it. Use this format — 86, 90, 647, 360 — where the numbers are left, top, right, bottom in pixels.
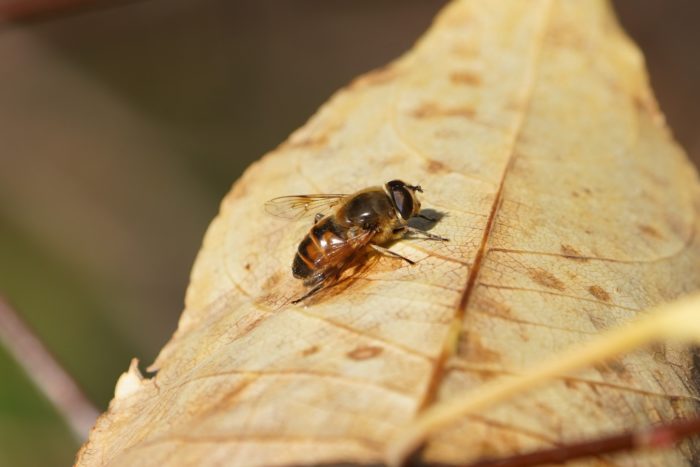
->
265, 180, 448, 303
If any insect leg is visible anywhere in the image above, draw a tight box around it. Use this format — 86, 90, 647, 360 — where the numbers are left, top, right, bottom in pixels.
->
293, 264, 344, 304
370, 244, 415, 265
406, 226, 449, 241
291, 282, 326, 304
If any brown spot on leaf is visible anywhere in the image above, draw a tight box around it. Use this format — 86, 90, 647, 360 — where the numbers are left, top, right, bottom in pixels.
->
595, 360, 631, 382
475, 439, 500, 457
587, 285, 611, 302
563, 378, 579, 389
473, 295, 512, 319
528, 268, 566, 291
560, 244, 580, 256
347, 345, 383, 361
301, 345, 319, 357
638, 223, 663, 239
412, 103, 440, 118
459, 333, 501, 363
411, 102, 475, 119
244, 263, 251, 271
450, 70, 481, 86
426, 159, 450, 174
560, 243, 588, 261
608, 360, 628, 378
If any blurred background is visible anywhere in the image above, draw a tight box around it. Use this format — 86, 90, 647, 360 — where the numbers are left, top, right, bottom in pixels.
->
0, 1, 697, 465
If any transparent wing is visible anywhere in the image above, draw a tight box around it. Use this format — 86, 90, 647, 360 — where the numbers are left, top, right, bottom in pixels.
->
291, 228, 377, 303
264, 194, 348, 220
313, 228, 376, 272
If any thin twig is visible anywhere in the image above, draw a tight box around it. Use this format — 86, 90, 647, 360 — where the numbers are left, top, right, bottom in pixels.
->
0, 0, 96, 21
0, 295, 99, 441
0, 0, 150, 24
464, 416, 700, 467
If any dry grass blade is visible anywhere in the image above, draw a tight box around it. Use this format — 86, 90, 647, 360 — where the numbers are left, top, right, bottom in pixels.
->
386, 293, 700, 465
77, 0, 700, 466
0, 296, 99, 440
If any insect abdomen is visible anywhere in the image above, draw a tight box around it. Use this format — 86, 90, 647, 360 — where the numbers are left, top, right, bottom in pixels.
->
292, 237, 315, 279
292, 217, 347, 283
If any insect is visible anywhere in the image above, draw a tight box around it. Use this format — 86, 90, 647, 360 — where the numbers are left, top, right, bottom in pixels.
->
265, 180, 448, 303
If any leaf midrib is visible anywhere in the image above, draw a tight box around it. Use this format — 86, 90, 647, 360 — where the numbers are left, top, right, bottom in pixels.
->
414, 0, 555, 416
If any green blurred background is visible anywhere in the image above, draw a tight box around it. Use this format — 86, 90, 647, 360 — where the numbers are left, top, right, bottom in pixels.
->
0, 1, 698, 465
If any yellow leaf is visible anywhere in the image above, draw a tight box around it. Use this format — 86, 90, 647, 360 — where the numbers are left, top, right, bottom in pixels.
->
77, 0, 700, 465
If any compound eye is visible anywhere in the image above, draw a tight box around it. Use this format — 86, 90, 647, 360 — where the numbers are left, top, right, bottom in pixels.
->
391, 187, 414, 220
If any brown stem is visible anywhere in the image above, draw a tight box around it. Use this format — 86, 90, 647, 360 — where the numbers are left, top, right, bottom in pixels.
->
0, 296, 99, 441
464, 416, 700, 467
0, 0, 147, 23
0, 0, 98, 21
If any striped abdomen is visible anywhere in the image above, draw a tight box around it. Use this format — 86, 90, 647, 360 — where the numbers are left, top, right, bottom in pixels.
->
292, 217, 350, 284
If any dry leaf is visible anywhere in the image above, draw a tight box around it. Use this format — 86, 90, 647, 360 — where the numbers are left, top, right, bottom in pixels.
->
77, 0, 700, 466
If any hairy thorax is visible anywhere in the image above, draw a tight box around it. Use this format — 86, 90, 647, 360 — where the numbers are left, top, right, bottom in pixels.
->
338, 187, 406, 244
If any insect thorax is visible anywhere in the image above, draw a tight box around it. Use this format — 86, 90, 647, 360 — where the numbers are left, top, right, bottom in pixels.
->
339, 189, 397, 231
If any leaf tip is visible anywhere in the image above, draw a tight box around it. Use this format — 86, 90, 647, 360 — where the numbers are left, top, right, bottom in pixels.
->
114, 358, 145, 400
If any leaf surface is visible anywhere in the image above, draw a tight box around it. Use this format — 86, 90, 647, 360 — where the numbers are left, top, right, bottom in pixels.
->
78, 1, 700, 465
